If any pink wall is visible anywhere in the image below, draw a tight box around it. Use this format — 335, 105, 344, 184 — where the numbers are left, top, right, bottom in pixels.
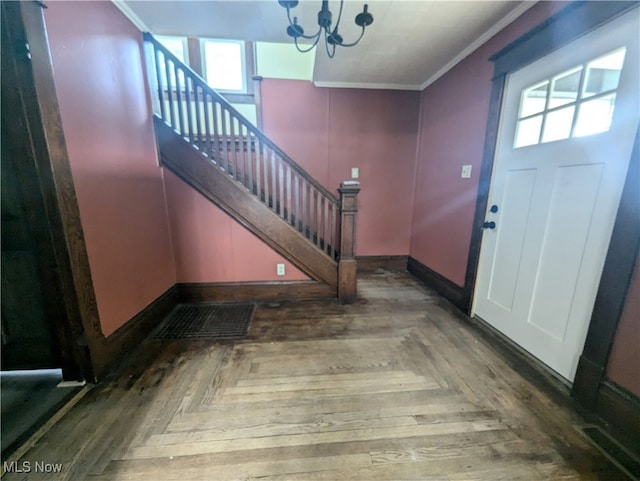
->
262, 81, 420, 256
41, 0, 571, 336
262, 81, 331, 188
45, 2, 176, 336
607, 255, 640, 397
164, 172, 308, 282
410, 2, 569, 286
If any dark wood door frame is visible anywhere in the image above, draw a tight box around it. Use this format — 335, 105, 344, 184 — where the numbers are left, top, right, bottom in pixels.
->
2, 1, 100, 380
573, 130, 639, 442
463, 0, 640, 436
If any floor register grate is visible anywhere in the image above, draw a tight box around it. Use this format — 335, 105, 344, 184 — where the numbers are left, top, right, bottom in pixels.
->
153, 303, 255, 341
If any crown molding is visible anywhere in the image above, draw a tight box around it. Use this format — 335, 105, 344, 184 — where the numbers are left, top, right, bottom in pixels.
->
313, 81, 422, 91
111, 0, 151, 32
419, 1, 537, 91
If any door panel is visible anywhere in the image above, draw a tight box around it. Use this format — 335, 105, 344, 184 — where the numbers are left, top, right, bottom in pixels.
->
527, 163, 603, 340
473, 9, 639, 381
488, 169, 536, 311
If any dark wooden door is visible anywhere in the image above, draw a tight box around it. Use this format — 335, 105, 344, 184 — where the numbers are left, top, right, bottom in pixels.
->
1, 2, 63, 371
1, 95, 59, 370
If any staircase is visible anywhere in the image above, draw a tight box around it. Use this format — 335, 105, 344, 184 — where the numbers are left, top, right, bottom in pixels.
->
142, 33, 360, 301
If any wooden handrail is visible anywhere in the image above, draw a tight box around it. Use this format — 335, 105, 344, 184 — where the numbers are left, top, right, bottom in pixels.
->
144, 32, 365, 297
143, 33, 339, 206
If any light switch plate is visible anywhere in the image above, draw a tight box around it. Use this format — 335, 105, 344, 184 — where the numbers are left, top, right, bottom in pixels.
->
276, 263, 285, 276
351, 167, 359, 179
461, 165, 472, 179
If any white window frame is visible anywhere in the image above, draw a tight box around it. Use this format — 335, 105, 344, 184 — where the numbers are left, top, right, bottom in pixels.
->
513, 47, 626, 149
200, 38, 249, 94
155, 35, 189, 66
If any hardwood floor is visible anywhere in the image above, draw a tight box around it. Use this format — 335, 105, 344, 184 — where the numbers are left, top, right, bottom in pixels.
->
2, 272, 629, 480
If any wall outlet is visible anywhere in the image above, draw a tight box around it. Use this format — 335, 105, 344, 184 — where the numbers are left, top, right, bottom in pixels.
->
276, 263, 285, 276
461, 164, 472, 178
351, 167, 359, 179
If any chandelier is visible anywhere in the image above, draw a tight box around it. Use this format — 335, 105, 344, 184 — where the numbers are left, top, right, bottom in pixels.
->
277, 0, 374, 58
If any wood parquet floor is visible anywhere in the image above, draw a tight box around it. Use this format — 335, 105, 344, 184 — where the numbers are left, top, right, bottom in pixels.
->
2, 272, 629, 480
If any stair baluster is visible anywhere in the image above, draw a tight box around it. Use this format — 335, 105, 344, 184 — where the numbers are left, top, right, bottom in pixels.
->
144, 33, 358, 298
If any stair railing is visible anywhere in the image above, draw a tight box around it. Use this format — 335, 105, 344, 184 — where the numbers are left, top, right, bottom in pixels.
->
143, 33, 341, 259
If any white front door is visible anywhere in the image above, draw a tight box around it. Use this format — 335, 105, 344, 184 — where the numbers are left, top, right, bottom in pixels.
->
472, 9, 639, 381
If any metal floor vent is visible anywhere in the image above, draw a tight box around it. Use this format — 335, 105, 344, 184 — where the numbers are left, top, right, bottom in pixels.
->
153, 303, 255, 341
582, 426, 640, 480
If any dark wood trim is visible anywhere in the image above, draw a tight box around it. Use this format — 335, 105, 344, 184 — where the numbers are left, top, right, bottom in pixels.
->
572, 356, 604, 407
574, 128, 640, 407
220, 93, 255, 105
177, 281, 334, 303
491, 1, 639, 78
91, 286, 179, 375
460, 313, 640, 452
463, 2, 639, 313
579, 127, 640, 368
338, 183, 360, 304
159, 88, 255, 105
467, 2, 640, 311
185, 37, 254, 95
460, 313, 640, 450
2, 6, 70, 373
463, 1, 640, 445
187, 37, 255, 102
338, 260, 357, 304
193, 38, 255, 96
192, 135, 261, 153
408, 257, 467, 312
245, 41, 255, 95
186, 37, 202, 76
155, 117, 338, 287
463, 74, 506, 313
14, 6, 186, 382
144, 33, 340, 207
253, 75, 264, 131
4, 1, 99, 381
468, 315, 572, 396
356, 255, 408, 273
595, 381, 640, 448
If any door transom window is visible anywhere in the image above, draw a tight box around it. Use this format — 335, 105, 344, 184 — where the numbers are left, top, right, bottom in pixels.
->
514, 48, 626, 148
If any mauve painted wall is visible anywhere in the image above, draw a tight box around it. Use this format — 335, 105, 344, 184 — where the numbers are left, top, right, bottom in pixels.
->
607, 255, 640, 397
262, 81, 420, 256
164, 172, 308, 282
410, 2, 569, 286
45, 2, 176, 336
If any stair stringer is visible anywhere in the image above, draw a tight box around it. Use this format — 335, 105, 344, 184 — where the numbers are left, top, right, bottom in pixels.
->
154, 117, 338, 289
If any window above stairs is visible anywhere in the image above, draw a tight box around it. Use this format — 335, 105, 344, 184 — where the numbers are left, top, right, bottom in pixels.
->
155, 35, 258, 125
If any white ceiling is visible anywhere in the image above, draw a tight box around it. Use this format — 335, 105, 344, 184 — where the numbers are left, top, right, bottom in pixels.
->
119, 0, 535, 90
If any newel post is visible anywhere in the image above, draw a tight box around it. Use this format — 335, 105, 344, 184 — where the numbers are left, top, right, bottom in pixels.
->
338, 182, 360, 304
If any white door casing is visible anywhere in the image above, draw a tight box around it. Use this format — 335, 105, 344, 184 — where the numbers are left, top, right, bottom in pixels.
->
472, 9, 640, 381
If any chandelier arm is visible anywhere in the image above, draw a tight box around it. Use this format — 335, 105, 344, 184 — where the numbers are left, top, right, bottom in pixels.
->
286, 7, 323, 40
338, 26, 366, 47
295, 34, 322, 53
333, 0, 344, 32
280, 0, 371, 57
302, 27, 322, 41
286, 6, 296, 25
324, 28, 336, 58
